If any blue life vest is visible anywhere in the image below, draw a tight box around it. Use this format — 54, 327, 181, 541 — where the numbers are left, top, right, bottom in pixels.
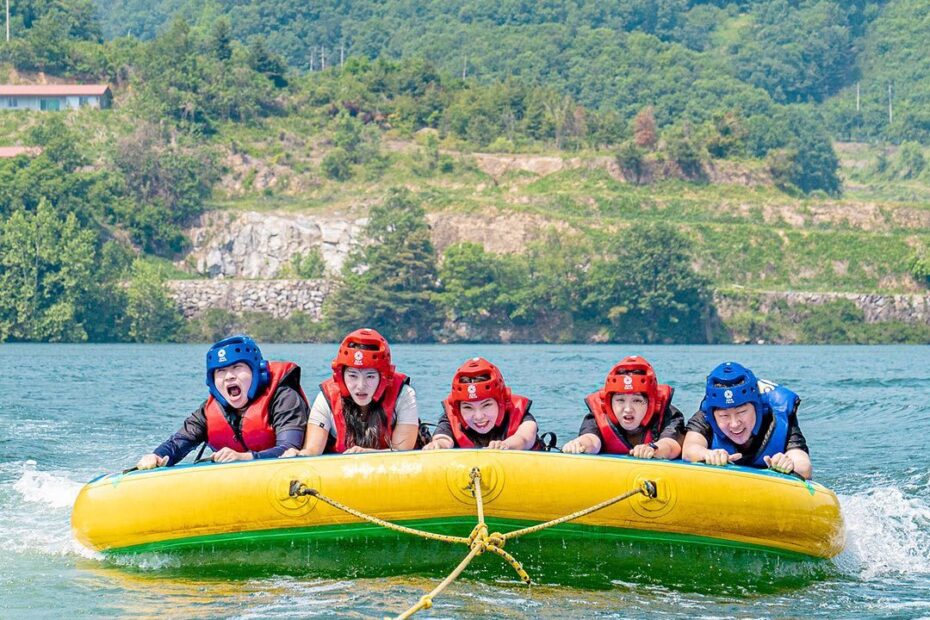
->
708, 381, 799, 466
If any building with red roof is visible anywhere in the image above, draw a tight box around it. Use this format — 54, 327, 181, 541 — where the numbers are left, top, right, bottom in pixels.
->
0, 85, 112, 111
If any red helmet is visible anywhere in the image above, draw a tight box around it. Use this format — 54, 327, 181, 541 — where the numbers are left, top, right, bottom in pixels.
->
603, 356, 660, 426
332, 328, 395, 400
447, 357, 510, 427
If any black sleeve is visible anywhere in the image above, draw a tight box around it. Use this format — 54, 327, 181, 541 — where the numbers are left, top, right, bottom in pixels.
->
785, 413, 809, 454
521, 411, 536, 424
434, 411, 454, 439
253, 385, 309, 460
658, 405, 686, 442
685, 410, 713, 443
268, 385, 309, 434
153, 403, 208, 466
577, 412, 602, 438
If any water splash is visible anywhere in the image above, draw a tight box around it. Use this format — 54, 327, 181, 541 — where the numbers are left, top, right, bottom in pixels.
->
839, 487, 930, 579
0, 461, 100, 560
12, 460, 84, 509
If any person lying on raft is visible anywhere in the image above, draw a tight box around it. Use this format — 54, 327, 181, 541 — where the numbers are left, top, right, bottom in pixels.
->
135, 335, 309, 469
561, 356, 684, 458
422, 357, 542, 450
283, 328, 421, 455
682, 361, 812, 479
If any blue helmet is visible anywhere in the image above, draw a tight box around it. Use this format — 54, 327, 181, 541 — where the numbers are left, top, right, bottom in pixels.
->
700, 361, 764, 436
205, 335, 269, 407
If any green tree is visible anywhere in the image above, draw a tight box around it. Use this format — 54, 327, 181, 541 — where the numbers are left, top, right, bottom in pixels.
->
0, 199, 98, 341
324, 188, 440, 342
321, 148, 353, 181
436, 242, 503, 324
282, 248, 327, 279
210, 18, 233, 62
125, 260, 184, 342
584, 223, 715, 343
615, 141, 645, 183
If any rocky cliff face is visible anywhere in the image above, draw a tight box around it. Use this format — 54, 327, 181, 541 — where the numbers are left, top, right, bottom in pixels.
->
181, 211, 367, 278
180, 208, 563, 279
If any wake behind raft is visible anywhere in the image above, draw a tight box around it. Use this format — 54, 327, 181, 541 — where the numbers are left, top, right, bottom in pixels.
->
72, 450, 845, 570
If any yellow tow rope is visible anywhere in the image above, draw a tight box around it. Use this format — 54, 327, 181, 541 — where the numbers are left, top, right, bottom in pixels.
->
290, 469, 656, 619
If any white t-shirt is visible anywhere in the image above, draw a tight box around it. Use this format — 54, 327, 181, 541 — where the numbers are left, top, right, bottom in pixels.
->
308, 384, 419, 436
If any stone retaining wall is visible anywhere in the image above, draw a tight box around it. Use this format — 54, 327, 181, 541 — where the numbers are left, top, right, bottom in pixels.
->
714, 290, 930, 324
167, 280, 930, 327
168, 279, 334, 319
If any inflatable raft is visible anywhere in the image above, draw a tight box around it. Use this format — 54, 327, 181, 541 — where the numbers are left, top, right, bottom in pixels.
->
72, 450, 844, 565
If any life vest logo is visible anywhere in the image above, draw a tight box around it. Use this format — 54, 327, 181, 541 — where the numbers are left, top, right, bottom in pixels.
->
217, 349, 227, 363
467, 384, 477, 399
723, 389, 734, 404
353, 351, 364, 366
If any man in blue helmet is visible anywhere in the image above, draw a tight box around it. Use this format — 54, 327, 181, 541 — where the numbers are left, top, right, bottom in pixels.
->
682, 362, 812, 479
134, 335, 309, 469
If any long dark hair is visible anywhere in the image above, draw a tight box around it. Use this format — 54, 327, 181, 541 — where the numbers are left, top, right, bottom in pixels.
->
341, 396, 390, 449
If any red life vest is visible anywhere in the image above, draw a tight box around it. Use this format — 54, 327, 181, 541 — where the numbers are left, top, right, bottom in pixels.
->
204, 361, 304, 453
320, 372, 410, 453
443, 394, 537, 449
584, 384, 673, 454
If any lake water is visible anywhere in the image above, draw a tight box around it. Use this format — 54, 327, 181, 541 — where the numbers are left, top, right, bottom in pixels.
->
1, 344, 928, 618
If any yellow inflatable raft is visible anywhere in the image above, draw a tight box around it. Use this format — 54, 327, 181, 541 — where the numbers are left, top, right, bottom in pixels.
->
72, 450, 844, 563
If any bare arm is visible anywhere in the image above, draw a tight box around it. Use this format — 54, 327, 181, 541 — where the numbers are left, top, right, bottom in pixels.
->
500, 420, 539, 451
423, 434, 454, 450
765, 448, 813, 480
390, 423, 419, 451
682, 431, 741, 466
788, 449, 812, 480
655, 437, 682, 459
562, 433, 602, 454
297, 425, 329, 456
681, 431, 709, 462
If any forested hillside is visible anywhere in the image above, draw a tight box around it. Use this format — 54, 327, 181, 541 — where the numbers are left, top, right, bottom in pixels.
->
89, 0, 930, 143
1, 0, 930, 345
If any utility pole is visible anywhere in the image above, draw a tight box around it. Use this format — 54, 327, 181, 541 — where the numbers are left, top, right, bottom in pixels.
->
309, 45, 314, 72
321, 46, 326, 71
462, 55, 467, 79
6, 0, 10, 44
340, 43, 344, 67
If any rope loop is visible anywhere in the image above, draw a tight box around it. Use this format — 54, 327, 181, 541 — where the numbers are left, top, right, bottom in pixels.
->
290, 471, 654, 619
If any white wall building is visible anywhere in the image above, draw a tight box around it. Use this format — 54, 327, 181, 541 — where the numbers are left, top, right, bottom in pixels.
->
0, 85, 112, 111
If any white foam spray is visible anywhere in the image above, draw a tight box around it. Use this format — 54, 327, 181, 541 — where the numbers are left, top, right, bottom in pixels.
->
839, 487, 930, 579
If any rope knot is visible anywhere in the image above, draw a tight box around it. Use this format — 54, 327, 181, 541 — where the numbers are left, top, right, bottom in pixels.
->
487, 532, 506, 549
467, 523, 488, 546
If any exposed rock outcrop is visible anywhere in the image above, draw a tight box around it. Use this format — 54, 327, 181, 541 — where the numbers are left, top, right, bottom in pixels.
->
182, 211, 367, 278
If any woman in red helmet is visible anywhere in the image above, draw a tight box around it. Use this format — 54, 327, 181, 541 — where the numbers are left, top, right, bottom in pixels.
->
284, 328, 421, 455
562, 356, 684, 459
422, 357, 541, 450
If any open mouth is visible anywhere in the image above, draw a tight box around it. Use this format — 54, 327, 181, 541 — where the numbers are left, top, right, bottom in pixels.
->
227, 385, 242, 398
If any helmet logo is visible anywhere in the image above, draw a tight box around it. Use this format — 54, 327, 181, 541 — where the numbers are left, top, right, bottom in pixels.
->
724, 389, 734, 404
353, 351, 364, 365
467, 384, 477, 398
217, 349, 227, 363
623, 375, 633, 388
